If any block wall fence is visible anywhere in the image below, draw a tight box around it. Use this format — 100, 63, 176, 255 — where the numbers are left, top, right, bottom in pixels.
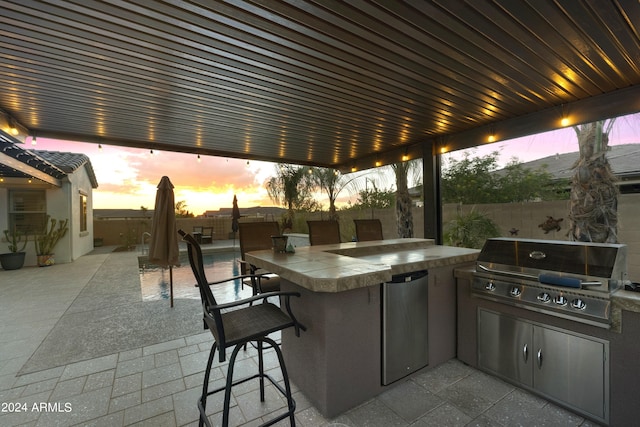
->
93, 193, 639, 280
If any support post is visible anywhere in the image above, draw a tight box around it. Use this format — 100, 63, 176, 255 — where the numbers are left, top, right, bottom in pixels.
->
422, 141, 442, 244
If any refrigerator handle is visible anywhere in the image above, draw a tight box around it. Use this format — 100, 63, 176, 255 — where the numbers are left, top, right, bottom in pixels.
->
390, 270, 428, 283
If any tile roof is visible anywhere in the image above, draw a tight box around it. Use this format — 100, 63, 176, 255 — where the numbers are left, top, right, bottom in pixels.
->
518, 143, 640, 182
0, 136, 98, 187
34, 150, 98, 188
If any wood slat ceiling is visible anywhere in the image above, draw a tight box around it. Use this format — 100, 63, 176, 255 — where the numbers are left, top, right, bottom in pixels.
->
1, 0, 639, 171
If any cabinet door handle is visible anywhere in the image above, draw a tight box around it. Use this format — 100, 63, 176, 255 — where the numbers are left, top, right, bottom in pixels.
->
522, 344, 528, 363
537, 349, 543, 369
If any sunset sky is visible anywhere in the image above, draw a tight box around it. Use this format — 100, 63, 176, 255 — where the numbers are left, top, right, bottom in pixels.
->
30, 137, 278, 216
28, 113, 639, 216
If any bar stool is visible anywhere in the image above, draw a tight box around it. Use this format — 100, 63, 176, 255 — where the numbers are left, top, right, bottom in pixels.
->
178, 230, 305, 427
238, 221, 282, 294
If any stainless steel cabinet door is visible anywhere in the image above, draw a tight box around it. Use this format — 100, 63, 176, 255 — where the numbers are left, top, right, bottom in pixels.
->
478, 309, 533, 386
533, 326, 608, 420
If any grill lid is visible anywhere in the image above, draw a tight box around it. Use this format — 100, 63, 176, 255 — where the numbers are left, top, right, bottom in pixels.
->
477, 238, 628, 283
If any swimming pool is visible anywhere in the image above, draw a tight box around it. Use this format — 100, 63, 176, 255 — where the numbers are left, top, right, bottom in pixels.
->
139, 250, 251, 301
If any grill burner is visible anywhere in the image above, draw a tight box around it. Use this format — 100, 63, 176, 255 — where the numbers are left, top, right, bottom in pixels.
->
472, 238, 628, 328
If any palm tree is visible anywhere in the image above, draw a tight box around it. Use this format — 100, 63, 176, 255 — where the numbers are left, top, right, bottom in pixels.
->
310, 168, 356, 221
568, 120, 618, 243
174, 200, 193, 218
266, 164, 313, 231
390, 159, 422, 238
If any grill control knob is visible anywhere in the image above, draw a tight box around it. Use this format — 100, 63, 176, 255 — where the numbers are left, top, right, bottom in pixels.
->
554, 295, 568, 306
571, 298, 586, 310
485, 281, 496, 291
509, 286, 522, 297
537, 292, 551, 303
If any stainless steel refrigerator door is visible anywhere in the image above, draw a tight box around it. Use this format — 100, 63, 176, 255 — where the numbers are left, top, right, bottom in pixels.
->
382, 271, 429, 385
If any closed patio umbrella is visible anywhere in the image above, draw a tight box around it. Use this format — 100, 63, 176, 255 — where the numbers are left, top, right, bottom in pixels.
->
149, 176, 180, 307
232, 194, 240, 247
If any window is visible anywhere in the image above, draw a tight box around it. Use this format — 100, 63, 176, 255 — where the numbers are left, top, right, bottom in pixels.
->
9, 190, 46, 234
79, 193, 87, 232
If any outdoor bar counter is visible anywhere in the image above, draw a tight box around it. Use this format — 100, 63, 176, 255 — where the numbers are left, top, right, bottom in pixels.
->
245, 238, 479, 417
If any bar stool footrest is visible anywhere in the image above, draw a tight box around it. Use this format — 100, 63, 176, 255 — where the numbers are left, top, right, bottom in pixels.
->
198, 373, 296, 427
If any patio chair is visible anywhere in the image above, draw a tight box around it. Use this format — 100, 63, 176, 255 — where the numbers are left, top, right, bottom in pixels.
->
178, 229, 305, 427
354, 219, 384, 241
238, 221, 281, 294
200, 226, 214, 244
192, 226, 203, 243
307, 220, 341, 246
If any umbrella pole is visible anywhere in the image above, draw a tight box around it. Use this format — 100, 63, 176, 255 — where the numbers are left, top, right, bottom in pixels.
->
170, 266, 174, 308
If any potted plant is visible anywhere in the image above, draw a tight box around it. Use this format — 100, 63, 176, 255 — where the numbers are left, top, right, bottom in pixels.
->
34, 216, 69, 267
0, 226, 29, 270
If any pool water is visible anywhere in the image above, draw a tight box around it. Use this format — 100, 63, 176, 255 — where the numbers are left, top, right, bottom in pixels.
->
139, 251, 251, 301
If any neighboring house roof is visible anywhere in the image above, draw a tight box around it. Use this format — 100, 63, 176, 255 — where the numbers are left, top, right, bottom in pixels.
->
0, 136, 98, 188
94, 209, 154, 220
517, 143, 640, 184
205, 206, 287, 217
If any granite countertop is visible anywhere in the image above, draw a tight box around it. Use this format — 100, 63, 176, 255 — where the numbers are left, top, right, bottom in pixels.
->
245, 238, 480, 293
612, 289, 640, 313
611, 289, 640, 332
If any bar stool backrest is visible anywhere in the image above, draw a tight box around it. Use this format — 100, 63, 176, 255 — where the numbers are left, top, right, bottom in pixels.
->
178, 230, 225, 343
354, 219, 384, 241
238, 222, 280, 272
307, 220, 341, 245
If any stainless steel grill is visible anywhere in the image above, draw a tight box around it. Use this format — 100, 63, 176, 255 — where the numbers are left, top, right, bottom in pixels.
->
472, 238, 628, 328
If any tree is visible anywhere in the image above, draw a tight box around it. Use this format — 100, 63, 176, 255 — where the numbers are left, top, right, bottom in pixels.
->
497, 160, 566, 202
441, 151, 566, 204
266, 164, 314, 230
175, 201, 194, 218
140, 206, 150, 219
390, 159, 422, 238
310, 168, 356, 221
348, 183, 395, 210
568, 120, 618, 243
139, 205, 151, 234
441, 152, 498, 204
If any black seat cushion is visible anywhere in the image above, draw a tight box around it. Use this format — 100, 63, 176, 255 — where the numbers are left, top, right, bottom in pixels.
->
219, 303, 293, 346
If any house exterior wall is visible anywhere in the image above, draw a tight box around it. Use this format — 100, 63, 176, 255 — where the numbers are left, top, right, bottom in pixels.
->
45, 180, 71, 265
0, 186, 40, 266
66, 170, 95, 260
0, 188, 8, 240
0, 167, 95, 268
